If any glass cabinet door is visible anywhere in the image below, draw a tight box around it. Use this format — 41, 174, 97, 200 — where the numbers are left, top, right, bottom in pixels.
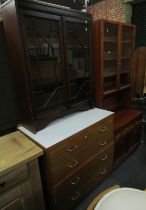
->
22, 13, 67, 118
103, 22, 119, 93
120, 25, 134, 88
64, 17, 91, 107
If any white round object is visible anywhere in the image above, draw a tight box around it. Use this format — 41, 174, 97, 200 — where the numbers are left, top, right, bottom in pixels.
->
94, 188, 146, 210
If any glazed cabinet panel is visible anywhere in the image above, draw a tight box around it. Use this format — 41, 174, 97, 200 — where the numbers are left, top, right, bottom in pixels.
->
1, 0, 93, 133
64, 17, 92, 108
20, 12, 67, 120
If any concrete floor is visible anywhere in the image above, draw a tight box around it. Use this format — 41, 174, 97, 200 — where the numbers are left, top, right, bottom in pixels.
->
75, 142, 146, 210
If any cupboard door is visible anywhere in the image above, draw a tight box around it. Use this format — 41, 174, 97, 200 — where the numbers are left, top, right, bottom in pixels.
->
114, 136, 128, 166
0, 180, 34, 210
128, 126, 141, 152
103, 21, 119, 93
21, 12, 67, 119
64, 17, 92, 108
119, 25, 135, 88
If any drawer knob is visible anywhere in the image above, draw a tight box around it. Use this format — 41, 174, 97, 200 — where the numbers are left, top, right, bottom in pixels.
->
100, 154, 108, 161
84, 135, 88, 139
99, 140, 107, 146
68, 160, 79, 168
99, 168, 107, 175
70, 176, 80, 185
71, 192, 80, 201
67, 144, 78, 152
99, 126, 108, 132
0, 181, 6, 188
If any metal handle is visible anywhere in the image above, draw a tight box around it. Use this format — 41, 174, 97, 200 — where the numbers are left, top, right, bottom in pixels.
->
99, 140, 107, 146
99, 126, 108, 132
70, 176, 80, 185
67, 144, 78, 152
0, 181, 6, 188
99, 168, 107, 175
71, 192, 80, 201
68, 160, 79, 168
100, 154, 108, 161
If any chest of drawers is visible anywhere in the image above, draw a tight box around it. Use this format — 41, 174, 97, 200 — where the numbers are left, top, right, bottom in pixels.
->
19, 108, 114, 210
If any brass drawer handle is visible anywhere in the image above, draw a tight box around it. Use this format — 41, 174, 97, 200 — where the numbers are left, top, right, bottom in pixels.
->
70, 176, 80, 185
99, 126, 108, 132
68, 160, 79, 168
100, 154, 108, 161
99, 140, 107, 146
0, 181, 6, 189
71, 192, 80, 201
99, 168, 107, 175
67, 144, 78, 152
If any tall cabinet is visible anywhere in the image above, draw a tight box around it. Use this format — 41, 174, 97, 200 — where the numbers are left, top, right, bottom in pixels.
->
94, 19, 135, 110
1, 0, 93, 133
93, 19, 142, 167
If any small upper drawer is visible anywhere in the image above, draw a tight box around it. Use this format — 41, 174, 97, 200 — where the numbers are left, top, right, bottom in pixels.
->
115, 116, 142, 139
0, 165, 28, 193
92, 115, 113, 140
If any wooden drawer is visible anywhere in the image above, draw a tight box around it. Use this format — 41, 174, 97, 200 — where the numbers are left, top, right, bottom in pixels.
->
53, 143, 114, 205
0, 165, 28, 193
48, 116, 113, 183
95, 115, 113, 140
115, 116, 141, 140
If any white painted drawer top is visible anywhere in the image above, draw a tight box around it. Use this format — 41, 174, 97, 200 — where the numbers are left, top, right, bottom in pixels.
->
19, 108, 113, 149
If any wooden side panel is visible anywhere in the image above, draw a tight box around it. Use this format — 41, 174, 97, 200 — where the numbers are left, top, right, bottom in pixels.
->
1, 0, 35, 132
132, 47, 146, 96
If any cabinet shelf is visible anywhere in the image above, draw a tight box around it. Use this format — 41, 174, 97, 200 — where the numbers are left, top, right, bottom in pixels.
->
120, 71, 130, 75
104, 39, 117, 43
120, 56, 131, 60
120, 84, 131, 90
104, 72, 116, 78
104, 57, 117, 61
104, 89, 118, 96
121, 40, 131, 43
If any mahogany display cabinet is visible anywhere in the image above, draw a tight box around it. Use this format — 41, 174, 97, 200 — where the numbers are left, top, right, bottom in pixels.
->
1, 0, 93, 133
93, 19, 142, 167
93, 19, 136, 111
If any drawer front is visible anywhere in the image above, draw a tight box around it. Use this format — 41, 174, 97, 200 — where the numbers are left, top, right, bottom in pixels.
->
115, 116, 141, 139
0, 165, 28, 193
53, 143, 114, 205
49, 116, 113, 183
94, 116, 113, 141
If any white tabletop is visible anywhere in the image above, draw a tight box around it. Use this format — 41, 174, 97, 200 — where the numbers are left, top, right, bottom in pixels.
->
19, 108, 113, 149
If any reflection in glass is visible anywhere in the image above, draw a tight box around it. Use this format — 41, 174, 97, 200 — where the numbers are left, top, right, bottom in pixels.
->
24, 16, 66, 117
66, 21, 91, 104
